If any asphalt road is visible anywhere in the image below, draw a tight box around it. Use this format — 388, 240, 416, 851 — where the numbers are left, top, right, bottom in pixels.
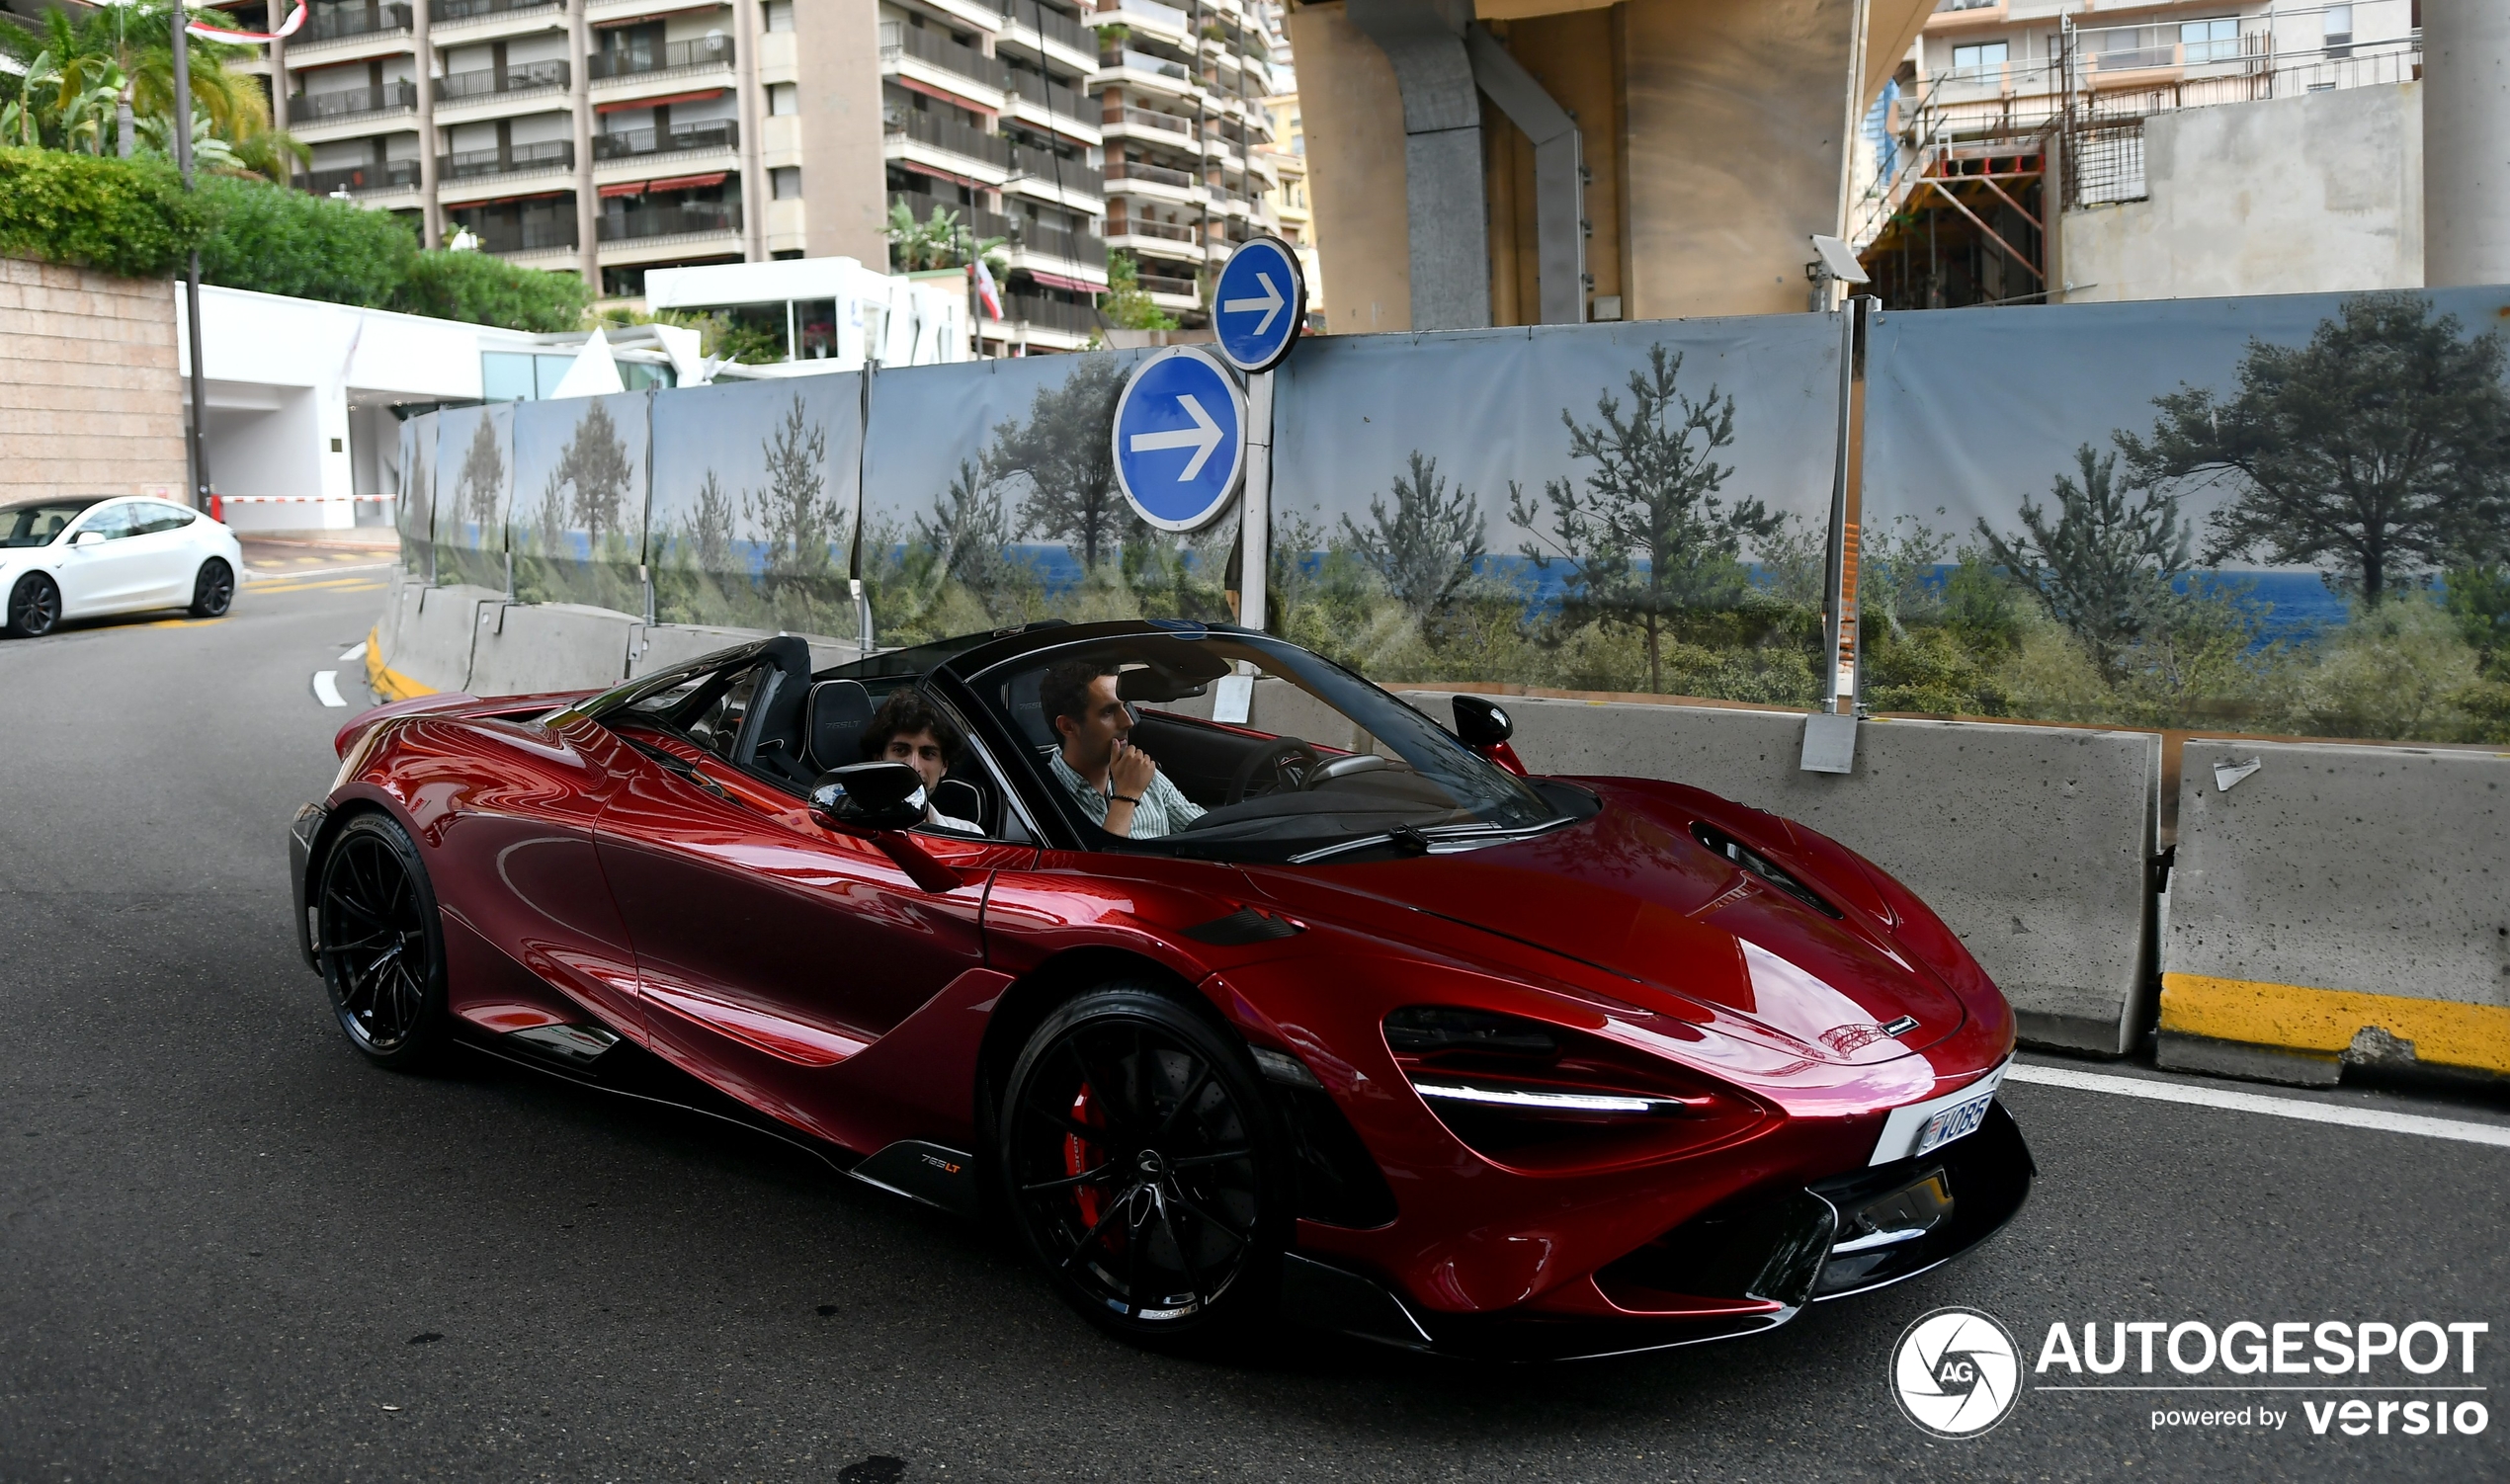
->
3, 578, 2505, 1483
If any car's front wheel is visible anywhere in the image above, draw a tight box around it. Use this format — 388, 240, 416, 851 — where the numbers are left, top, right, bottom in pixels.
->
189, 557, 234, 618
4, 573, 60, 638
997, 987, 1291, 1347
314, 812, 450, 1068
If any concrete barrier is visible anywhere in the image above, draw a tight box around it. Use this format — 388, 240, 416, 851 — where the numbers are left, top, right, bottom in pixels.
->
467, 602, 639, 698
2160, 739, 2510, 1085
368, 583, 502, 699
628, 622, 865, 679
1392, 693, 2161, 1056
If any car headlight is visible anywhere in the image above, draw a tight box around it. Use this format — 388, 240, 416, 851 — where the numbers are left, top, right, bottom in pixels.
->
1383, 1006, 1767, 1172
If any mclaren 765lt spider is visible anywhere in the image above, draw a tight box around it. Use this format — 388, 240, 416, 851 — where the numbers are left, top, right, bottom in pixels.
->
288, 618, 2032, 1360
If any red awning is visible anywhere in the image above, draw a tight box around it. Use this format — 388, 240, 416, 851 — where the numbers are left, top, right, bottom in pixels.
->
598, 181, 646, 198
594, 88, 726, 113
889, 75, 996, 120
455, 190, 571, 208
645, 171, 728, 193
1021, 270, 1102, 293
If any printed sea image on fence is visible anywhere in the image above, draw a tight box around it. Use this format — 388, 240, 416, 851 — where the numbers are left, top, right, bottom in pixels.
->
509, 390, 651, 615
431, 402, 513, 592
648, 374, 863, 642
1268, 316, 1846, 700
1862, 288, 2510, 742
861, 348, 1237, 649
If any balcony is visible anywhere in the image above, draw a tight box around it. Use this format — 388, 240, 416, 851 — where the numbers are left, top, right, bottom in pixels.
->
879, 21, 999, 89
436, 0, 561, 19
289, 81, 418, 124
305, 2, 411, 43
456, 210, 580, 255
436, 59, 569, 103
1003, 289, 1100, 336
599, 201, 743, 242
1113, 0, 1189, 41
594, 119, 738, 160
1006, 145, 1104, 199
587, 35, 733, 82
996, 0, 1092, 56
1110, 106, 1197, 141
1110, 215, 1199, 244
884, 108, 1013, 170
1106, 157, 1195, 190
296, 160, 420, 195
442, 139, 575, 179
1005, 68, 1096, 126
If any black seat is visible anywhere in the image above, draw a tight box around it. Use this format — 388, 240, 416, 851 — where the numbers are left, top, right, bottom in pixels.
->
931, 777, 988, 833
737, 636, 815, 783
806, 679, 877, 775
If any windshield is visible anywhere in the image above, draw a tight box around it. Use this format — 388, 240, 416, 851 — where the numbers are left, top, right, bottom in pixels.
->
966, 631, 1568, 862
1, 499, 102, 548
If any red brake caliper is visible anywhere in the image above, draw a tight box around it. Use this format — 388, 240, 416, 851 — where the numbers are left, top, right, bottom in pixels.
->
1066, 1082, 1107, 1231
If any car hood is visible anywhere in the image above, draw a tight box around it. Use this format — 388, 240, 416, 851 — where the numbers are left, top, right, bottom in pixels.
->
1241, 785, 1966, 1065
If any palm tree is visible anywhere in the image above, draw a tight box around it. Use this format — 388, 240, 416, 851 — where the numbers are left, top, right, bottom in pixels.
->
0, 3, 304, 181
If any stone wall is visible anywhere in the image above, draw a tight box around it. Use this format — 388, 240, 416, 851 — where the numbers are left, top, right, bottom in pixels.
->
0, 257, 188, 506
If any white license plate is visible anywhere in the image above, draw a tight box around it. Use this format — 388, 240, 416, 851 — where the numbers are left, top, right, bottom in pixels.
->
1914, 1090, 1995, 1157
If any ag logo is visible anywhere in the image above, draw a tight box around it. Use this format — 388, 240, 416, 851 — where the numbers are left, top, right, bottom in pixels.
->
1891, 1307, 2023, 1439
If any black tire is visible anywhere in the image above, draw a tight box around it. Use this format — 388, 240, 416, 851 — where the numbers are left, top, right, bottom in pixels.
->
996, 986, 1292, 1348
4, 573, 60, 638
188, 557, 234, 618
313, 812, 450, 1068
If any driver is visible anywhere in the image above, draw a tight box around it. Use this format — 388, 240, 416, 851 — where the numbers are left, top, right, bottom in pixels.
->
860, 690, 982, 834
1041, 659, 1204, 839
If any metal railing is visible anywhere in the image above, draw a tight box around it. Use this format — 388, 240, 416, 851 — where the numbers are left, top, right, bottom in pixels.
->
435, 0, 560, 20
1006, 68, 1095, 124
1115, 0, 1189, 35
1003, 289, 1100, 335
890, 189, 1014, 243
599, 201, 743, 242
306, 2, 410, 43
587, 35, 733, 81
436, 59, 569, 102
879, 21, 996, 87
455, 211, 579, 254
883, 108, 1013, 168
1115, 106, 1194, 137
593, 120, 737, 159
289, 81, 418, 124
1111, 215, 1198, 242
1007, 217, 1105, 265
1117, 48, 1194, 84
441, 139, 574, 179
1135, 269, 1199, 296
296, 160, 420, 195
1007, 145, 1103, 197
998, 0, 1092, 55
1105, 158, 1194, 189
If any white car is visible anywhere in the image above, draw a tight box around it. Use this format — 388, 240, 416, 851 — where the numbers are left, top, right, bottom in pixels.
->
1, 495, 243, 638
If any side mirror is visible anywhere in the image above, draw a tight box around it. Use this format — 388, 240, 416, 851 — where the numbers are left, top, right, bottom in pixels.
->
809, 761, 927, 832
72, 531, 106, 548
1452, 694, 1513, 749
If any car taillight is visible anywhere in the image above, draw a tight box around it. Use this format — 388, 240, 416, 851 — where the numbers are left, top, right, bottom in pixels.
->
1382, 1007, 1765, 1173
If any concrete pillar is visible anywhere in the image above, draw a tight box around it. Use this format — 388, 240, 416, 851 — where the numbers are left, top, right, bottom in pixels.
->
415, 0, 441, 247
1346, 0, 1489, 331
2423, 0, 2510, 287
734, 0, 768, 262
796, 0, 892, 264
569, 0, 600, 289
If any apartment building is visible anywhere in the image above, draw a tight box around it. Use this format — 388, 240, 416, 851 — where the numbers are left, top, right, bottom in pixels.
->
1255, 10, 1320, 320
232, 0, 1279, 352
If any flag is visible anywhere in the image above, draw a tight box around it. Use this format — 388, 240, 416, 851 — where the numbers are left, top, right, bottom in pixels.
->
184, 1, 306, 42
971, 257, 1003, 321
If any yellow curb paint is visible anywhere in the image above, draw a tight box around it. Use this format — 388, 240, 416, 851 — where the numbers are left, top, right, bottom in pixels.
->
2160, 972, 2510, 1075
253, 577, 385, 594
363, 624, 436, 701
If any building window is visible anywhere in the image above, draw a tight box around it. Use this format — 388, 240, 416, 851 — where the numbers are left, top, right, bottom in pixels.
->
769, 82, 797, 116
764, 0, 795, 32
1949, 41, 2008, 77
771, 166, 802, 199
2180, 17, 2240, 64
2321, 4, 2354, 57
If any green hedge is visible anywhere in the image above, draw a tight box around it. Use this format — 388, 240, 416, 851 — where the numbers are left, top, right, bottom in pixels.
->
0, 149, 587, 332
0, 148, 208, 278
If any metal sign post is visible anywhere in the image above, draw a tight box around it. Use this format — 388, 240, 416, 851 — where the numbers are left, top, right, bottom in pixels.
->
1803, 294, 1873, 776
1206, 235, 1307, 633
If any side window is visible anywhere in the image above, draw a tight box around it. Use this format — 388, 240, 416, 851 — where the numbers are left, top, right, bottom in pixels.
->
682, 666, 764, 763
75, 505, 139, 540
130, 505, 196, 536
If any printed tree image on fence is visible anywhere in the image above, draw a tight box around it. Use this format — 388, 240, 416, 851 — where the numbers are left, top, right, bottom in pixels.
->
650, 392, 859, 639
438, 409, 510, 591
513, 396, 646, 614
396, 420, 433, 580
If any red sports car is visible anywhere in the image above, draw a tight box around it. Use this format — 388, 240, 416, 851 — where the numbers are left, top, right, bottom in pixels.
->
289, 618, 2030, 1359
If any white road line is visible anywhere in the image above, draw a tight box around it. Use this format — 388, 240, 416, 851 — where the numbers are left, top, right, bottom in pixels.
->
339, 641, 368, 662
311, 671, 347, 708
2006, 1062, 2510, 1149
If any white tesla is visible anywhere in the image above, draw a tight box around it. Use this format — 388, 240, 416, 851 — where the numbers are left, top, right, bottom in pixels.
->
1, 495, 244, 638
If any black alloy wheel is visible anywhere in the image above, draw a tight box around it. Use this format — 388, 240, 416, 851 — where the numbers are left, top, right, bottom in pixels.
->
999, 987, 1290, 1345
4, 573, 60, 638
315, 812, 449, 1067
189, 558, 234, 618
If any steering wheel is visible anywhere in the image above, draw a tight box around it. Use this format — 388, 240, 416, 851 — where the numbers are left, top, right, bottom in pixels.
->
1226, 736, 1323, 805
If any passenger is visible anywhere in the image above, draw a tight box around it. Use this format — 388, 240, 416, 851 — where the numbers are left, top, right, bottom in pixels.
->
859, 690, 982, 834
1040, 658, 1204, 839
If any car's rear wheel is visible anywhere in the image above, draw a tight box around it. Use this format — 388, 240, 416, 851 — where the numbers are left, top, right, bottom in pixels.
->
998, 987, 1291, 1347
189, 558, 234, 618
314, 812, 449, 1067
4, 573, 60, 638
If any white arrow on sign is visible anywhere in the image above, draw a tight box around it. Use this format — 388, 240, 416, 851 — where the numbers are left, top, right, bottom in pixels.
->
1127, 393, 1223, 480
1221, 271, 1285, 337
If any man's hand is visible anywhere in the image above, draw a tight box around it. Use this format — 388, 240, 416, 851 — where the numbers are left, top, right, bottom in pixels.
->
1110, 739, 1157, 798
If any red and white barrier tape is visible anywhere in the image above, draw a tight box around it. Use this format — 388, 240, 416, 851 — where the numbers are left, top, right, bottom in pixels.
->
184, 2, 306, 43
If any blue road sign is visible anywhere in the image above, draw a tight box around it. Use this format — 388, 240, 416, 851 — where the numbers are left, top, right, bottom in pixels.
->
1210, 236, 1306, 373
1111, 347, 1246, 533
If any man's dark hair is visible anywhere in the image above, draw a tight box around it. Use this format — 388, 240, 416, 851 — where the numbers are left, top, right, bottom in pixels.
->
1039, 658, 1117, 739
860, 689, 963, 764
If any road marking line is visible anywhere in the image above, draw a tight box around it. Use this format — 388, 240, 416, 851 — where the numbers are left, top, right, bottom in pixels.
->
245, 561, 395, 583
312, 670, 348, 707
339, 641, 368, 662
253, 577, 385, 594
2005, 1063, 2510, 1149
